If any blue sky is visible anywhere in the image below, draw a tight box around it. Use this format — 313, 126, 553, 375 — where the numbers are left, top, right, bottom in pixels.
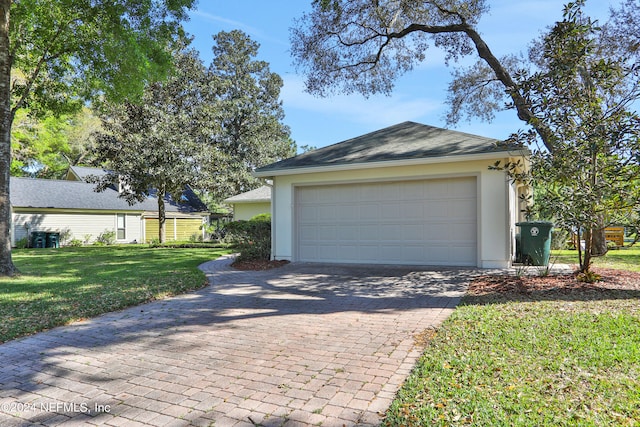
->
185, 1, 614, 150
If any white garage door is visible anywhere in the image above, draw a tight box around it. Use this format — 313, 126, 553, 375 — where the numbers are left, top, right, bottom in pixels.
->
295, 177, 477, 266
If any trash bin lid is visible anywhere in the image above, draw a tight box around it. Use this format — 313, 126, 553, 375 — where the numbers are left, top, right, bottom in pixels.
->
516, 221, 554, 226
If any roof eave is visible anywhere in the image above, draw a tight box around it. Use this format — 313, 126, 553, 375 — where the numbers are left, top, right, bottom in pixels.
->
253, 149, 529, 178
224, 197, 270, 204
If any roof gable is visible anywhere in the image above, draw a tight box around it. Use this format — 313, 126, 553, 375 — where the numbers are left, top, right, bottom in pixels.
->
255, 121, 524, 175
66, 165, 110, 182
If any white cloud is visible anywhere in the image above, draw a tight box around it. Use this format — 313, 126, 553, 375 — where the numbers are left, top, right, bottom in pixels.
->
190, 10, 288, 47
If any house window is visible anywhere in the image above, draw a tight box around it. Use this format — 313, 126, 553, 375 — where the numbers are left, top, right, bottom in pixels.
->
117, 214, 126, 240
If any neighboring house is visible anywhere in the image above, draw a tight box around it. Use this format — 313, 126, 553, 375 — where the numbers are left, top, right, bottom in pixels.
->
224, 185, 271, 220
254, 121, 530, 268
10, 166, 210, 246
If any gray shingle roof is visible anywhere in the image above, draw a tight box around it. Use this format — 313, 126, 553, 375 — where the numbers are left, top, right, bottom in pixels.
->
11, 177, 208, 213
67, 165, 110, 181
255, 121, 524, 175
224, 186, 271, 203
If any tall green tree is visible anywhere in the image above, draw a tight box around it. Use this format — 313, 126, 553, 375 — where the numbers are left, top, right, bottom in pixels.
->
92, 46, 205, 243
10, 107, 100, 178
199, 30, 294, 201
0, 0, 196, 275
11, 110, 70, 178
512, 3, 640, 273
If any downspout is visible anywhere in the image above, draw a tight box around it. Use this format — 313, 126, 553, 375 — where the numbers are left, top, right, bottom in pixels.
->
173, 217, 177, 241
268, 179, 275, 260
141, 213, 145, 243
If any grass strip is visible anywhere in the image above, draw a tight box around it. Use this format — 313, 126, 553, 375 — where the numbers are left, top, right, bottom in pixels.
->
552, 247, 640, 272
384, 292, 640, 426
0, 246, 232, 343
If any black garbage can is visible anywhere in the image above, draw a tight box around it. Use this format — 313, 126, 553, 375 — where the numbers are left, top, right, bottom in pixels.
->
30, 231, 47, 249
46, 232, 60, 248
516, 221, 554, 266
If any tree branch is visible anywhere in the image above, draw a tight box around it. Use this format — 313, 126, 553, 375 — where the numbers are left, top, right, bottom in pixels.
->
351, 20, 559, 152
10, 17, 80, 122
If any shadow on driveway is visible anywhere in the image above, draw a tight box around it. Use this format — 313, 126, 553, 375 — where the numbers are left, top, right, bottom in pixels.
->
0, 256, 474, 427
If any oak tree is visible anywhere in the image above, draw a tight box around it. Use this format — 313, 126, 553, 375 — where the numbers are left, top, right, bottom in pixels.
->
0, 0, 196, 275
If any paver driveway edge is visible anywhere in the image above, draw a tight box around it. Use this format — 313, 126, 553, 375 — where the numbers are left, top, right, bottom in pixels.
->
0, 255, 471, 427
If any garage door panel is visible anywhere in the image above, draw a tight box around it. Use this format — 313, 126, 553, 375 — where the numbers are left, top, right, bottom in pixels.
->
317, 245, 338, 259
380, 203, 401, 219
359, 204, 380, 220
425, 246, 450, 263
380, 245, 406, 261
358, 245, 380, 260
450, 223, 476, 241
378, 224, 398, 240
427, 204, 448, 218
401, 245, 427, 262
426, 181, 449, 198
317, 225, 337, 240
449, 199, 476, 215
401, 224, 424, 240
401, 182, 425, 199
425, 224, 449, 240
451, 246, 476, 264
360, 225, 380, 240
403, 202, 424, 219
296, 177, 477, 266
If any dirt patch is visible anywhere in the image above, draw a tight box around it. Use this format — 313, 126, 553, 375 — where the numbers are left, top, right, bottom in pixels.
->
231, 259, 290, 271
469, 267, 640, 297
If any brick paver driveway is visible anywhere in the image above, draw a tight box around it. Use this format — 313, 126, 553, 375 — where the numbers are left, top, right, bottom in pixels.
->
0, 256, 474, 427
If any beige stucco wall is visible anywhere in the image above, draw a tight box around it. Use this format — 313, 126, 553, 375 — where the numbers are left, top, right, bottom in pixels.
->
232, 202, 271, 221
269, 158, 517, 268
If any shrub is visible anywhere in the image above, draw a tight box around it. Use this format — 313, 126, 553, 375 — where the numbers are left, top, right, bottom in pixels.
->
224, 214, 271, 261
59, 228, 72, 245
94, 229, 116, 246
15, 237, 28, 249
68, 238, 84, 247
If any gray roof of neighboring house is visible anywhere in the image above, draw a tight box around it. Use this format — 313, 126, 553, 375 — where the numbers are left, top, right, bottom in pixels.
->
224, 186, 271, 204
255, 121, 525, 175
11, 176, 208, 214
66, 165, 110, 181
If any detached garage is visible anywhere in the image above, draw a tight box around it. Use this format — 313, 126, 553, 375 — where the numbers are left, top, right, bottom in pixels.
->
254, 122, 529, 268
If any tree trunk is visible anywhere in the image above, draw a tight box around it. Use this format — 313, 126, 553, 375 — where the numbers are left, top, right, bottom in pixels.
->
0, 0, 17, 276
157, 190, 166, 244
582, 228, 593, 273
590, 219, 608, 256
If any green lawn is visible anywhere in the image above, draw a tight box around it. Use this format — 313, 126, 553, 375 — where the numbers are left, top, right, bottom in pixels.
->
383, 252, 640, 426
551, 246, 640, 272
0, 245, 232, 343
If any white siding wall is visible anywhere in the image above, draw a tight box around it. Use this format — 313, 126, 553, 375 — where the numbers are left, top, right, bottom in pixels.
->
12, 212, 143, 245
270, 158, 514, 268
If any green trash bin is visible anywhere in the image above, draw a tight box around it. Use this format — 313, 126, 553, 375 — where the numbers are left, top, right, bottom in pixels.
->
30, 231, 47, 249
516, 221, 554, 266
46, 232, 60, 248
